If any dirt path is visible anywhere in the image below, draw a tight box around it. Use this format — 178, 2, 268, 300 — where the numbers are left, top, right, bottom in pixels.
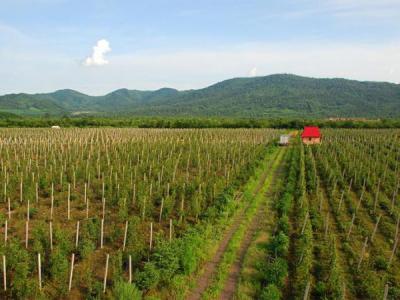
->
186, 148, 283, 300
219, 148, 287, 300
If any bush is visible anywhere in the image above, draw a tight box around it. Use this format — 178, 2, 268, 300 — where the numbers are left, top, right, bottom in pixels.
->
112, 281, 142, 300
260, 257, 288, 288
136, 262, 160, 290
260, 284, 281, 300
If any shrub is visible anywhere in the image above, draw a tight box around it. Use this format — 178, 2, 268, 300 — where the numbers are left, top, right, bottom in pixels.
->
260, 284, 281, 300
136, 262, 160, 290
112, 281, 142, 300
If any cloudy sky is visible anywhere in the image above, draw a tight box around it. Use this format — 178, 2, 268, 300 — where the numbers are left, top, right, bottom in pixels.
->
1, 0, 400, 95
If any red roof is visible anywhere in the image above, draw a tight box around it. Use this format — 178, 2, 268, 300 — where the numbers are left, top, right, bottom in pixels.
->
301, 126, 321, 138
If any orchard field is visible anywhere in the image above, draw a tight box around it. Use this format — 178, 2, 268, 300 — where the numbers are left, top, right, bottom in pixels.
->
0, 128, 398, 300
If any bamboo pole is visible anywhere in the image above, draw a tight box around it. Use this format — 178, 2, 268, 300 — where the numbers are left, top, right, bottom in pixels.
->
68, 253, 75, 291
103, 254, 109, 293
123, 221, 128, 251
38, 253, 42, 290
2, 255, 5, 291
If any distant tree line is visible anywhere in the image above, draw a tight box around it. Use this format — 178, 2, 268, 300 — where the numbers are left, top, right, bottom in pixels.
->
0, 115, 400, 129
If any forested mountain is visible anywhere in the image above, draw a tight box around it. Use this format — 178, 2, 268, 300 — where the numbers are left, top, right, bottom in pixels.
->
1, 74, 399, 118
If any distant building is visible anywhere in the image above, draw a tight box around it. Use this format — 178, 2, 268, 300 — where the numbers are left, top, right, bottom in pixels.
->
279, 134, 290, 146
301, 126, 321, 144
51, 125, 61, 129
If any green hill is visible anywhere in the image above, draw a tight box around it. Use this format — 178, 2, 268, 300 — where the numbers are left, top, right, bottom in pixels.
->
1, 74, 399, 118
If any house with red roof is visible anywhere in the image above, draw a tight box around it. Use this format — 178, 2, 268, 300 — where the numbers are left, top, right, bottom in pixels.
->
301, 126, 321, 144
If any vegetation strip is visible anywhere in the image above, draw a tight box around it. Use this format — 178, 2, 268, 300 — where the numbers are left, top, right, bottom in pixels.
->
200, 148, 286, 299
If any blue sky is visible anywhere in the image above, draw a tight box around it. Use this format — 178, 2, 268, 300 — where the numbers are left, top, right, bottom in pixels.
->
1, 0, 399, 95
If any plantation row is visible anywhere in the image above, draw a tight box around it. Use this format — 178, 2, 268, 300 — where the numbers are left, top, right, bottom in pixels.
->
0, 128, 280, 299
235, 129, 399, 300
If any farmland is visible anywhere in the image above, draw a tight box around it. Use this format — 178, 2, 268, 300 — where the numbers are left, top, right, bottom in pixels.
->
0, 128, 399, 299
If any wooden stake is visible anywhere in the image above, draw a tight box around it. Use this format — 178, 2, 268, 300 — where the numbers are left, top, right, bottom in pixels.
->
128, 255, 132, 283
324, 213, 329, 239
169, 219, 172, 242
84, 183, 87, 204
38, 253, 42, 290
4, 220, 7, 244
102, 198, 105, 220
68, 253, 75, 291
303, 281, 311, 300
370, 214, 382, 243
383, 284, 389, 300
27, 199, 30, 221
2, 255, 5, 291
123, 221, 128, 251
103, 254, 109, 293
338, 190, 345, 212
357, 237, 368, 270
100, 218, 104, 249
67, 183, 71, 220
388, 237, 398, 267
25, 221, 29, 249
49, 221, 53, 251
20, 179, 23, 203
301, 212, 308, 235
149, 222, 153, 251
35, 182, 38, 203
7, 198, 10, 220
75, 221, 80, 248
86, 197, 89, 219
347, 213, 356, 240
159, 198, 164, 222
50, 183, 54, 220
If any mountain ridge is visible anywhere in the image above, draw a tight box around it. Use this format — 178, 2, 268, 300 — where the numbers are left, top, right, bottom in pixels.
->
1, 74, 399, 118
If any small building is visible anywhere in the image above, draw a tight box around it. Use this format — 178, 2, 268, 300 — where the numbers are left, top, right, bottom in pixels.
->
301, 126, 321, 144
51, 125, 61, 129
279, 134, 290, 146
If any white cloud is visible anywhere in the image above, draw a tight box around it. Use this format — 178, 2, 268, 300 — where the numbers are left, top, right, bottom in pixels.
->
249, 67, 257, 77
1, 41, 400, 95
83, 39, 111, 66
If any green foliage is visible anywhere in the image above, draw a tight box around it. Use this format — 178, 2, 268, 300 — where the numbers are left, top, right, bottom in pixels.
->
136, 262, 160, 291
49, 248, 69, 295
259, 258, 288, 288
260, 284, 281, 300
112, 281, 142, 300
1, 74, 400, 118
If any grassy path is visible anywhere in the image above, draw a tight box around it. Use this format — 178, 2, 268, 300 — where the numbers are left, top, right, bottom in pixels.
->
219, 148, 287, 300
186, 147, 285, 300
